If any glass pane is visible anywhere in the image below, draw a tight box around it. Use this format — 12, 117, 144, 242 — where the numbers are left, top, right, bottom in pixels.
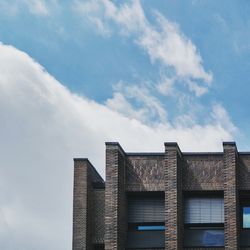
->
243, 207, 250, 228
128, 197, 164, 223
127, 231, 165, 248
185, 197, 224, 224
240, 229, 250, 246
184, 229, 224, 247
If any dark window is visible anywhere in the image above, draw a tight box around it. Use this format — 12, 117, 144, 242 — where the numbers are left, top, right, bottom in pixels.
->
127, 230, 165, 249
184, 194, 224, 247
184, 226, 224, 247
128, 196, 164, 223
94, 244, 104, 250
126, 192, 165, 249
240, 193, 250, 247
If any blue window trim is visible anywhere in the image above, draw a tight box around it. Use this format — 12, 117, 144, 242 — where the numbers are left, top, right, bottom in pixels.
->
138, 225, 165, 231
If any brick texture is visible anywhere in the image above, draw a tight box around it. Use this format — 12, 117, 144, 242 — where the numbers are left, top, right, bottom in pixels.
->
73, 159, 105, 250
183, 154, 224, 190
72, 159, 89, 250
105, 143, 126, 250
223, 142, 239, 250
73, 141, 249, 250
238, 154, 250, 189
164, 143, 183, 250
92, 189, 105, 244
126, 154, 164, 191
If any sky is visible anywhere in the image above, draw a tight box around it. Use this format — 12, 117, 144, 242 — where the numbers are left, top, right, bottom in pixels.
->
1, 0, 250, 249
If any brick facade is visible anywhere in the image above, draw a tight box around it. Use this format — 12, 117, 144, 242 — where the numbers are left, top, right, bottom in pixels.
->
126, 154, 164, 192
164, 143, 183, 250
73, 159, 105, 250
105, 143, 126, 250
223, 142, 239, 249
73, 141, 250, 250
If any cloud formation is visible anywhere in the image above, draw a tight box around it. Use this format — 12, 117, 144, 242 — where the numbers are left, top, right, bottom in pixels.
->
106, 82, 168, 124
24, 0, 49, 16
0, 0, 49, 16
0, 42, 235, 250
74, 0, 213, 95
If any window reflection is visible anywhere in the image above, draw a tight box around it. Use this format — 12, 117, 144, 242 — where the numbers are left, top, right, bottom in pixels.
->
184, 194, 224, 247
202, 230, 224, 246
243, 207, 250, 228
184, 229, 224, 247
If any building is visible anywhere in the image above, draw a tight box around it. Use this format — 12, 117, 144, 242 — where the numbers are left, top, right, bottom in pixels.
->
72, 141, 250, 250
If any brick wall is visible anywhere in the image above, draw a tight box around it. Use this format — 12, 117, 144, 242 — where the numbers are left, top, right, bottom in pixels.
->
72, 159, 89, 250
73, 159, 105, 250
126, 154, 164, 191
164, 143, 183, 250
223, 142, 239, 250
238, 154, 250, 189
182, 154, 224, 190
73, 141, 249, 250
105, 142, 126, 250
92, 189, 105, 244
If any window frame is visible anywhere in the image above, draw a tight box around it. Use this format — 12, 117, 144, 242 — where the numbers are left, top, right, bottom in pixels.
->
126, 192, 165, 249
183, 191, 225, 248
239, 192, 250, 247
241, 202, 250, 230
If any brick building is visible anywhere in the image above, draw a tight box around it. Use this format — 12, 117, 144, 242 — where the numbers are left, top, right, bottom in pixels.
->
72, 141, 250, 250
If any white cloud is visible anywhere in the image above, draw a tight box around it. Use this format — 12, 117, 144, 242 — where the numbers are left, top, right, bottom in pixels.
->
106, 82, 168, 124
138, 11, 213, 83
211, 103, 237, 134
105, 92, 146, 122
74, 0, 213, 90
156, 77, 175, 96
24, 0, 49, 16
0, 0, 49, 17
0, 43, 235, 249
186, 79, 209, 97
73, 0, 111, 36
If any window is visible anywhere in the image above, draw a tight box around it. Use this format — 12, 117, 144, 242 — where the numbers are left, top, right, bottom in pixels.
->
126, 192, 165, 249
94, 244, 104, 250
240, 193, 250, 247
184, 194, 224, 247
243, 207, 250, 228
128, 196, 164, 223
185, 197, 224, 224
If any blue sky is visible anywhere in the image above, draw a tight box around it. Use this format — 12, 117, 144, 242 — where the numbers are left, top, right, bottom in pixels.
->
0, 0, 250, 249
1, 1, 250, 131
1, 0, 250, 144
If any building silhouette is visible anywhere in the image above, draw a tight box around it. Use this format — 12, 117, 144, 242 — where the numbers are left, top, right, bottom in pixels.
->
72, 141, 250, 249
